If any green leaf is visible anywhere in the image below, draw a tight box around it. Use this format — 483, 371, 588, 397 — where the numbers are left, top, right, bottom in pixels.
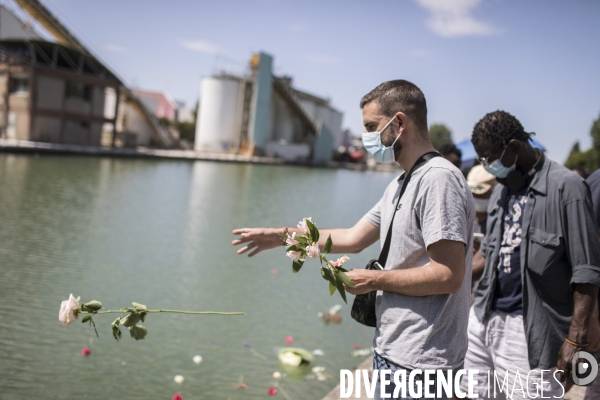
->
139, 311, 148, 323
329, 281, 336, 296
321, 266, 334, 281
292, 260, 304, 273
334, 278, 348, 304
81, 301, 102, 312
286, 245, 303, 253
324, 235, 333, 254
306, 219, 319, 242
335, 270, 355, 288
295, 236, 310, 244
120, 312, 141, 327
111, 318, 122, 341
129, 325, 148, 340
132, 302, 147, 312
81, 316, 92, 323
294, 236, 310, 247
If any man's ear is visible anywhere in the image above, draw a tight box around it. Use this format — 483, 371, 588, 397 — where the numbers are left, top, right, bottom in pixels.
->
394, 112, 406, 132
507, 138, 521, 155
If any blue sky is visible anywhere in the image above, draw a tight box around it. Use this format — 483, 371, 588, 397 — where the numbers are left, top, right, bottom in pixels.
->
4, 0, 600, 163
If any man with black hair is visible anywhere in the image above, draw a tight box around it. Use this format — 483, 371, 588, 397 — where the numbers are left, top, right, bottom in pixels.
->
233, 80, 474, 399
464, 110, 600, 399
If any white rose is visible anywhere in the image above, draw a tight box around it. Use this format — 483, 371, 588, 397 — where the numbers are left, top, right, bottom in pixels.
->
286, 250, 302, 262
306, 244, 320, 259
58, 294, 80, 326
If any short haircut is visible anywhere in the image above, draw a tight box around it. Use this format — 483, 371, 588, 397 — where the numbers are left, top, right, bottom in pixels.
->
472, 110, 530, 152
438, 143, 462, 159
360, 80, 428, 133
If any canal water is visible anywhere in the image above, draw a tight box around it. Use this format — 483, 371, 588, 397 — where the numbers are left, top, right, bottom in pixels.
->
0, 154, 399, 400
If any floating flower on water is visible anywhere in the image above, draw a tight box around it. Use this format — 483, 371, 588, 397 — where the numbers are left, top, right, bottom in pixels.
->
306, 244, 320, 259
322, 313, 342, 324
81, 347, 91, 356
350, 347, 375, 357
280, 351, 302, 367
268, 387, 278, 396
353, 344, 361, 350
297, 217, 312, 234
312, 366, 328, 381
172, 394, 183, 400
233, 382, 248, 390
286, 250, 302, 262
285, 335, 293, 345
312, 349, 324, 356
329, 304, 342, 315
273, 371, 281, 379
59, 294, 80, 326
174, 375, 184, 384
331, 255, 350, 268
271, 268, 278, 275
193, 355, 203, 364
317, 312, 323, 318
279, 348, 315, 366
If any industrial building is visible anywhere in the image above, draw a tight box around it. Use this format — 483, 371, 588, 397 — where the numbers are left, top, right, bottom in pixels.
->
195, 53, 343, 162
0, 1, 176, 148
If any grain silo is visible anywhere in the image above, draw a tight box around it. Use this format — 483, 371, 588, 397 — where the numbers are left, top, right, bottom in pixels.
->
195, 76, 246, 152
194, 52, 342, 162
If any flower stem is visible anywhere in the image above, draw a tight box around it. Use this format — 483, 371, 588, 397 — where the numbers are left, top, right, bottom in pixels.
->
89, 310, 244, 315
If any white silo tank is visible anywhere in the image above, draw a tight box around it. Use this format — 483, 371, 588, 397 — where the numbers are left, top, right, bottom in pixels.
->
195, 77, 243, 152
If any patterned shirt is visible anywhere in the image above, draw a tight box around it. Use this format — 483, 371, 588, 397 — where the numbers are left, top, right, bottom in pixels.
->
492, 185, 529, 312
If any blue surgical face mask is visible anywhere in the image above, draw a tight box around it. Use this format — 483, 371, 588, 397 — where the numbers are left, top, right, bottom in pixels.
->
483, 146, 517, 178
361, 116, 401, 163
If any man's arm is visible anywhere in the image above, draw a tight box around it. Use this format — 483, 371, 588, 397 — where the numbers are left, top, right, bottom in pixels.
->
556, 284, 598, 387
232, 217, 379, 257
472, 250, 486, 282
344, 239, 466, 296
554, 179, 600, 387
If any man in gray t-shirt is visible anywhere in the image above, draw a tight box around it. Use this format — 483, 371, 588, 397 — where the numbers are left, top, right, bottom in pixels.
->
232, 80, 474, 399
364, 156, 474, 371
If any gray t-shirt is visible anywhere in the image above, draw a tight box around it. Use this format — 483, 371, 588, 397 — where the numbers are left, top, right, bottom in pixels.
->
364, 156, 474, 370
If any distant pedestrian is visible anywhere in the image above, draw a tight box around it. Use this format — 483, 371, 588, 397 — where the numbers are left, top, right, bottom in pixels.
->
464, 110, 600, 399
438, 142, 462, 169
466, 164, 497, 282
571, 167, 589, 179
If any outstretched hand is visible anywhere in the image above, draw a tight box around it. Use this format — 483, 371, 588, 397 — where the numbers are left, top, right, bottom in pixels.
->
232, 227, 284, 257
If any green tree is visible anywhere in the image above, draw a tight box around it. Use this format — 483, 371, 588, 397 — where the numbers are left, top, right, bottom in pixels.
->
564, 113, 600, 173
429, 124, 453, 149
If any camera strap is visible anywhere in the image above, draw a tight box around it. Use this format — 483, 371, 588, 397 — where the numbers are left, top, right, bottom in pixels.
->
378, 151, 441, 268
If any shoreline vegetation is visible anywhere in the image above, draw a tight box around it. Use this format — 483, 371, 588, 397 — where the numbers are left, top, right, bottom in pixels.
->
0, 139, 401, 173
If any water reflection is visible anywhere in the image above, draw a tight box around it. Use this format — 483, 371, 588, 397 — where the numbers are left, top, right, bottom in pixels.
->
0, 154, 396, 399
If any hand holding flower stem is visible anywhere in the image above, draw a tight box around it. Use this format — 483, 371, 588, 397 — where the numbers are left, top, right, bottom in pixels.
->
59, 295, 244, 341
282, 218, 355, 303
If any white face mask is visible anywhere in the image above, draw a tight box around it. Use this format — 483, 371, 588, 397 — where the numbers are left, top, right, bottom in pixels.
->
361, 116, 401, 163
474, 197, 489, 213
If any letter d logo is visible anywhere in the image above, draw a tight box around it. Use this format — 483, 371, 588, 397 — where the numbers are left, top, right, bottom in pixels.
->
572, 351, 599, 386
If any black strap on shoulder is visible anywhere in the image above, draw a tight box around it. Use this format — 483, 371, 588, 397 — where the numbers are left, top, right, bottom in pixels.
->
377, 151, 441, 268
